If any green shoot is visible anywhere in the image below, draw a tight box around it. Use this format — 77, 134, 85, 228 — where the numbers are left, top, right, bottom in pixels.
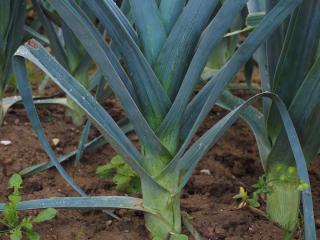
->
233, 175, 270, 208
0, 174, 57, 240
96, 155, 141, 194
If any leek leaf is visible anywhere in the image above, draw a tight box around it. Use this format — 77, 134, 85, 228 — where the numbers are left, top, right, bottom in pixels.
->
158, 0, 247, 142
181, 0, 303, 149
0, 197, 150, 213
216, 90, 270, 169
154, 0, 220, 99
159, 0, 186, 33
47, 0, 171, 157
267, 0, 320, 140
268, 55, 320, 167
31, 0, 68, 68
129, 0, 167, 64
86, 0, 172, 127
176, 92, 315, 239
13, 43, 167, 193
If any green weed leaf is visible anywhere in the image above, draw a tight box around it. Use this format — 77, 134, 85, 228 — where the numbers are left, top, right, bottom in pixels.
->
32, 208, 57, 223
9, 174, 23, 191
9, 227, 22, 240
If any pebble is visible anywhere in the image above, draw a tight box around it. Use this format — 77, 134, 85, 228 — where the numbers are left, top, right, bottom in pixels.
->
14, 119, 20, 125
0, 140, 12, 146
52, 138, 60, 146
106, 220, 113, 226
200, 169, 211, 175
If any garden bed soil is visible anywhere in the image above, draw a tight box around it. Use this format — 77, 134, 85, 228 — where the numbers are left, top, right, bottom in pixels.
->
0, 89, 320, 240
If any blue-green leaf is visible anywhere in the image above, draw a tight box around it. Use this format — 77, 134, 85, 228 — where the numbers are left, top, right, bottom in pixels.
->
47, 0, 171, 158
267, 0, 320, 141
129, 0, 167, 64
159, 0, 186, 33
180, 0, 303, 152
0, 197, 150, 213
216, 90, 270, 169
31, 0, 68, 68
13, 42, 167, 193
168, 92, 315, 239
158, 0, 248, 141
85, 0, 172, 128
154, 0, 220, 99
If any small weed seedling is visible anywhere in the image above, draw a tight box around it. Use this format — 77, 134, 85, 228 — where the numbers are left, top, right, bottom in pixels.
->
0, 174, 56, 240
234, 174, 309, 208
233, 175, 270, 208
96, 155, 141, 194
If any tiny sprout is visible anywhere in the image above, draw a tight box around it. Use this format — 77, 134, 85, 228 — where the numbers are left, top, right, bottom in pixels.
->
287, 167, 297, 175
297, 181, 309, 192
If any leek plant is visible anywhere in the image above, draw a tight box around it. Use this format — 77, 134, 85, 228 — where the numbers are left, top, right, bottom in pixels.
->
31, 0, 95, 126
214, 0, 320, 238
2, 0, 316, 239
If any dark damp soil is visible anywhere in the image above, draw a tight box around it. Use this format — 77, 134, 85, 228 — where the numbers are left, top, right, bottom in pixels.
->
0, 86, 319, 240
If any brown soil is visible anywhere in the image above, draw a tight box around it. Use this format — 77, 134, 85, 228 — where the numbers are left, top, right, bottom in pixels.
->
0, 89, 319, 240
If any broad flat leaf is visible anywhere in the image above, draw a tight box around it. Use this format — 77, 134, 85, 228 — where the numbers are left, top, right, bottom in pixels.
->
159, 0, 186, 33
86, 0, 172, 128
265, 0, 283, 83
106, 0, 137, 42
267, 0, 320, 141
163, 92, 315, 239
129, 0, 167, 64
48, 0, 171, 158
13, 42, 167, 193
31, 0, 68, 68
158, 0, 248, 150
0, 196, 151, 213
179, 0, 303, 159
154, 0, 219, 99
268, 55, 320, 166
0, 0, 26, 91
32, 208, 57, 223
216, 90, 270, 169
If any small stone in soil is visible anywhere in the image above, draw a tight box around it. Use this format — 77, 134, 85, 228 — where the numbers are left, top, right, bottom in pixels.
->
52, 138, 60, 146
106, 220, 113, 226
200, 169, 211, 175
14, 119, 20, 125
0, 140, 12, 145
